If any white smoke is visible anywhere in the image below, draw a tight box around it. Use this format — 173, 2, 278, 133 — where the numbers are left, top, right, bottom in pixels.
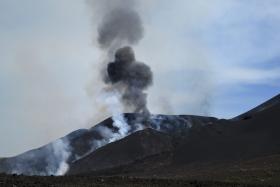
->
98, 88, 132, 143
50, 138, 71, 176
8, 138, 71, 176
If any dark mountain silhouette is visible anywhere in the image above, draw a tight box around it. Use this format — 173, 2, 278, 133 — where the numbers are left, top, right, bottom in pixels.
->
68, 128, 174, 175
234, 94, 280, 120
0, 94, 280, 181
0, 113, 214, 175
67, 94, 280, 178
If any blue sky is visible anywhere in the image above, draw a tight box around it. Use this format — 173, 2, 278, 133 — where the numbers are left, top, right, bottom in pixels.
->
0, 0, 280, 157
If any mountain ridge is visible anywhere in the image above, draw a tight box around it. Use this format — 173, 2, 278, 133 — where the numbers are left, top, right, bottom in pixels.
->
0, 94, 279, 178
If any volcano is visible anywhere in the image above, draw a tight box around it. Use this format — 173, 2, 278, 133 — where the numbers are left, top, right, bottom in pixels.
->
0, 94, 280, 183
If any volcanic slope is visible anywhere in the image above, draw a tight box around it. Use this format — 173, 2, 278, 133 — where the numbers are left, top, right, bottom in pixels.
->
68, 128, 174, 175
66, 94, 280, 184
0, 113, 216, 175
1, 94, 280, 184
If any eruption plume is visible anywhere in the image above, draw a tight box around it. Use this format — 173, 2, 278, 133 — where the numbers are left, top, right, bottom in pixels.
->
82, 1, 154, 168
107, 46, 153, 114
94, 0, 153, 116
97, 8, 143, 51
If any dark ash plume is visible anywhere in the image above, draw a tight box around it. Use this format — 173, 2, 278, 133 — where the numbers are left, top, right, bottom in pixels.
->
98, 8, 144, 49
107, 46, 153, 114
94, 0, 153, 115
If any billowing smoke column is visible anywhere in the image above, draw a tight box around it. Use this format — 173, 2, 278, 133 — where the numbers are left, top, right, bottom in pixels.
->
97, 7, 143, 51
96, 0, 153, 116
106, 46, 153, 114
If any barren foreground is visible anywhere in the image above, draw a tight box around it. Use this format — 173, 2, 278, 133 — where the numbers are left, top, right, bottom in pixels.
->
0, 174, 278, 187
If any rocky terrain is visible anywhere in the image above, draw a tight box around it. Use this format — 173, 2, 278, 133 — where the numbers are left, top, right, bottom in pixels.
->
2, 174, 275, 187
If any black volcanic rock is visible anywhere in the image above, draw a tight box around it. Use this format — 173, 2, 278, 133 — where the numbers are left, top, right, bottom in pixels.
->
67, 128, 173, 175
173, 102, 280, 165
